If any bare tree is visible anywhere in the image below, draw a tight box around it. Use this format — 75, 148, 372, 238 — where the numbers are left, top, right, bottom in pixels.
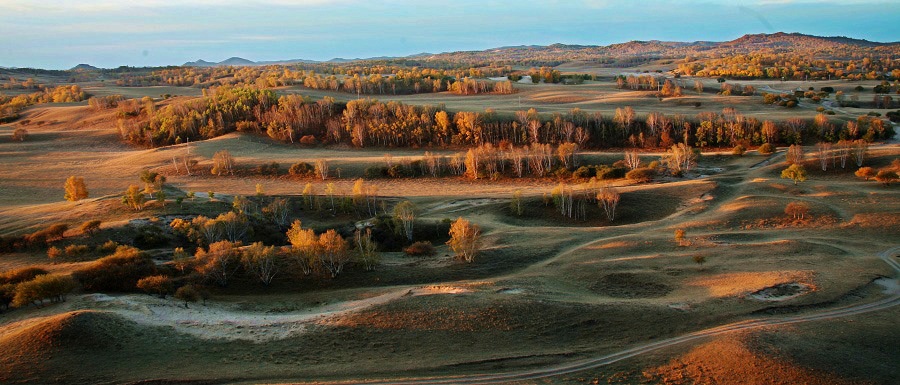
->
852, 139, 867, 167
393, 201, 418, 241
353, 229, 380, 271
315, 158, 329, 180
597, 186, 621, 221
816, 142, 832, 171
786, 144, 804, 165
624, 150, 641, 170
662, 143, 697, 175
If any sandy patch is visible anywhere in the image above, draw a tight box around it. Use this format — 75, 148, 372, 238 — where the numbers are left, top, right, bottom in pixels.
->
748, 283, 812, 301
688, 271, 815, 298
79, 284, 472, 343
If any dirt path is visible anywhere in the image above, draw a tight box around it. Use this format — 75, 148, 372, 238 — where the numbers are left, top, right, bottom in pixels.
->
283, 246, 900, 384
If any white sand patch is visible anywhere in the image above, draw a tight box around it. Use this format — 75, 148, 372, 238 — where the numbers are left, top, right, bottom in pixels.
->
874, 277, 899, 294
747, 283, 811, 302
80, 285, 469, 343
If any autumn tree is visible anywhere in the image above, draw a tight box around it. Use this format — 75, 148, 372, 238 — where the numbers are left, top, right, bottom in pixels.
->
447, 217, 481, 263
195, 240, 242, 286
785, 201, 810, 220
242, 242, 279, 286
318, 229, 349, 278
393, 200, 418, 242
781, 164, 807, 185
123, 184, 146, 211
557, 142, 578, 169
661, 143, 697, 175
64, 176, 89, 202
174, 285, 200, 308
137, 275, 174, 298
212, 150, 235, 176
286, 220, 319, 275
786, 144, 804, 165
855, 167, 875, 180
674, 229, 687, 246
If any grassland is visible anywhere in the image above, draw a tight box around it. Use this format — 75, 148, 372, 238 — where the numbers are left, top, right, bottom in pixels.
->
0, 64, 898, 384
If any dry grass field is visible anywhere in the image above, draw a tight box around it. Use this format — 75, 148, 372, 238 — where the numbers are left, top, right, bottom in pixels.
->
0, 66, 898, 384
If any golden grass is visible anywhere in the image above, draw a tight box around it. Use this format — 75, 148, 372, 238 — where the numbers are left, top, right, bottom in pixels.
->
644, 333, 855, 385
687, 271, 815, 298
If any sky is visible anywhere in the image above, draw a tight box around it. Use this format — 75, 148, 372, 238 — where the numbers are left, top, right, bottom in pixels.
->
1, 0, 898, 69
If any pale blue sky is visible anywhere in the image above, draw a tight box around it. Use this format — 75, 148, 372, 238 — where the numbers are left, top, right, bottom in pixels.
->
1, 0, 897, 69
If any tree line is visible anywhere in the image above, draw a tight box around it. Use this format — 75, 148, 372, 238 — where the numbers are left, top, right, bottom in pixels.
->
115, 86, 896, 149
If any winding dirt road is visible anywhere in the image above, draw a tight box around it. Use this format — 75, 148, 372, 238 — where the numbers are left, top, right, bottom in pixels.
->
300, 246, 900, 385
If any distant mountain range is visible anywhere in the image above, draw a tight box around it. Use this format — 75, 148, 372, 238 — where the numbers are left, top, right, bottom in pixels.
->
65, 33, 899, 70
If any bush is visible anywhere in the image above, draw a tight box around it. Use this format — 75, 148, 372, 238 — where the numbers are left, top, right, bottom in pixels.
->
12, 274, 78, 307
387, 164, 407, 178
626, 167, 655, 183
64, 244, 90, 259
73, 246, 157, 292
596, 166, 627, 180
299, 135, 317, 145
136, 275, 174, 298
80, 220, 101, 235
758, 143, 775, 155
47, 246, 63, 259
288, 162, 315, 177
875, 170, 898, 186
364, 165, 388, 178
255, 162, 280, 176
0, 267, 49, 285
0, 284, 15, 310
27, 223, 68, 245
572, 166, 594, 179
96, 240, 118, 253
732, 145, 746, 156
404, 241, 436, 257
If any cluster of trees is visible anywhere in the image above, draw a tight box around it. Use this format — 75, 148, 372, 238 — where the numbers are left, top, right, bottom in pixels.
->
677, 53, 898, 81
119, 87, 895, 150
0, 85, 88, 121
0, 268, 77, 310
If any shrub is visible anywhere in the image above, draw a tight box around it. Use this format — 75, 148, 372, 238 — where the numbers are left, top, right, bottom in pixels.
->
596, 166, 627, 180
136, 275, 174, 298
12, 274, 78, 307
27, 223, 68, 245
626, 167, 655, 183
875, 170, 898, 186
255, 162, 280, 176
387, 164, 407, 178
758, 143, 775, 155
365, 165, 388, 178
299, 135, 317, 145
64, 244, 90, 259
80, 220, 101, 235
732, 145, 745, 156
96, 240, 119, 253
0, 284, 15, 310
404, 241, 436, 257
47, 246, 63, 259
288, 162, 315, 177
572, 166, 594, 179
0, 267, 49, 285
73, 246, 156, 292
